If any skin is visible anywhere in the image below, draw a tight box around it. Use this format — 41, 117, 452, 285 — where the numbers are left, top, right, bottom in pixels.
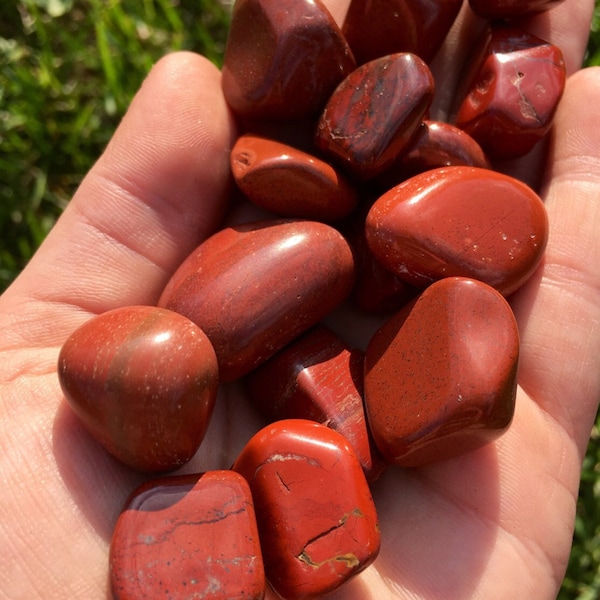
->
0, 0, 599, 598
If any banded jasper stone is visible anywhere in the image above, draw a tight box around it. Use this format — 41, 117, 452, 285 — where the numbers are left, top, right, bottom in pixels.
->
221, 0, 355, 121
110, 471, 265, 600
364, 277, 519, 467
233, 420, 380, 599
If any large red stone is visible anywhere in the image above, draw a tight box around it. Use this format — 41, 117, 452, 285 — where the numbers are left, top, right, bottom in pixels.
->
469, 0, 565, 18
110, 471, 265, 599
221, 0, 355, 121
342, 0, 462, 64
230, 134, 359, 221
233, 419, 380, 599
158, 220, 355, 382
453, 25, 566, 159
245, 325, 386, 481
57, 306, 218, 472
364, 277, 519, 467
315, 53, 434, 180
365, 166, 548, 296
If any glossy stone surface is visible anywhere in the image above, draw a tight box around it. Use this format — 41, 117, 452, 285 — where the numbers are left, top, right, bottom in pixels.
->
453, 25, 566, 159
315, 53, 434, 180
469, 0, 565, 18
230, 134, 359, 221
365, 166, 548, 296
57, 306, 218, 472
159, 219, 355, 382
233, 419, 380, 599
221, 0, 355, 121
343, 0, 462, 64
110, 471, 265, 599
364, 277, 518, 467
245, 326, 386, 481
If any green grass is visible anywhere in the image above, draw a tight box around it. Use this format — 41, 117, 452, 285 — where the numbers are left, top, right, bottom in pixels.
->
1, 2, 599, 597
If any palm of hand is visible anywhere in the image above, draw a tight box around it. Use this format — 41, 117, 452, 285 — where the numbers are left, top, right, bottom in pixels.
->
1, 1, 600, 598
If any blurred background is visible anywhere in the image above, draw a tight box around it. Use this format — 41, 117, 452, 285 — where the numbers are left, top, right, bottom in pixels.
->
0, 1, 599, 596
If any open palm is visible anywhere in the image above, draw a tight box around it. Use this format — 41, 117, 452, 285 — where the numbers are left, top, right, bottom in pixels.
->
1, 1, 599, 598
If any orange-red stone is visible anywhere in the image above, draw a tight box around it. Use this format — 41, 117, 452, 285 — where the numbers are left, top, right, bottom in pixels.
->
469, 0, 565, 18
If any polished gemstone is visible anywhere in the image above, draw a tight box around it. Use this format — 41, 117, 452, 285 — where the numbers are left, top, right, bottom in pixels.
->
233, 419, 380, 599
364, 277, 519, 467
469, 0, 565, 18
57, 306, 218, 472
110, 471, 265, 599
365, 166, 548, 295
159, 220, 355, 382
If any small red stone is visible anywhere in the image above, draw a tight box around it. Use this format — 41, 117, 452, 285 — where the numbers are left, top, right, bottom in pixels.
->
159, 219, 355, 382
110, 471, 265, 600
233, 419, 380, 599
230, 134, 359, 221
221, 0, 355, 121
365, 166, 548, 295
57, 306, 218, 473
469, 0, 565, 18
453, 25, 566, 159
364, 277, 518, 467
315, 53, 434, 180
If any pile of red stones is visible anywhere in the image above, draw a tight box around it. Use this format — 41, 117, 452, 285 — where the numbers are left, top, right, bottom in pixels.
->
57, 0, 568, 598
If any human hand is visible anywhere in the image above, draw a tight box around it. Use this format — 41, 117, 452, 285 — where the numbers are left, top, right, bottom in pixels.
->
1, 1, 599, 598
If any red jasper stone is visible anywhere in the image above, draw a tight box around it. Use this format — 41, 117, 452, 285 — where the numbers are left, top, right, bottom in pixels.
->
245, 325, 386, 481
233, 419, 380, 599
342, 0, 462, 64
453, 25, 566, 159
365, 166, 548, 296
364, 277, 518, 467
57, 306, 218, 473
221, 0, 355, 121
159, 220, 355, 382
110, 471, 265, 600
230, 134, 359, 221
315, 53, 434, 180
469, 0, 565, 18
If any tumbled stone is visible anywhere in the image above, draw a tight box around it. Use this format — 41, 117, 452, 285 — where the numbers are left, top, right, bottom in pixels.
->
230, 134, 359, 221
365, 166, 548, 296
159, 219, 355, 382
364, 277, 518, 467
469, 0, 565, 18
315, 53, 434, 180
110, 471, 265, 599
233, 419, 380, 599
453, 25, 566, 159
57, 306, 218, 473
221, 0, 355, 121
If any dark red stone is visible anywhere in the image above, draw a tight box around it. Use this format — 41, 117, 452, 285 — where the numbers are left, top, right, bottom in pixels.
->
364, 277, 518, 467
365, 166, 548, 296
221, 0, 355, 121
230, 134, 359, 221
110, 471, 265, 599
315, 53, 434, 180
453, 25, 566, 159
57, 306, 218, 473
343, 0, 462, 65
469, 0, 565, 18
245, 325, 386, 481
233, 419, 380, 599
158, 220, 355, 382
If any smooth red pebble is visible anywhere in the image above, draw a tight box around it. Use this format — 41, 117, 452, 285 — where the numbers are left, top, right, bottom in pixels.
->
233, 419, 380, 599
230, 134, 359, 221
315, 53, 434, 180
453, 25, 566, 159
110, 471, 265, 600
365, 166, 548, 296
342, 0, 462, 65
245, 325, 386, 481
469, 0, 565, 18
364, 277, 518, 467
159, 220, 355, 382
57, 306, 218, 473
221, 0, 355, 121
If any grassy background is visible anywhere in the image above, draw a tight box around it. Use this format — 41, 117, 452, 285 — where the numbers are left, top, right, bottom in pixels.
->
1, 1, 599, 596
